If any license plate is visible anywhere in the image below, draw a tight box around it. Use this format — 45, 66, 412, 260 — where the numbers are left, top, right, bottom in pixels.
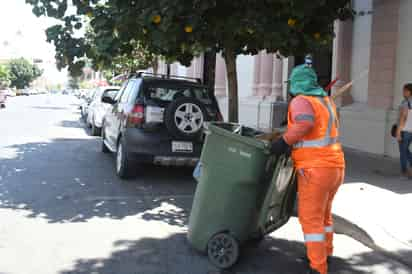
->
172, 141, 193, 153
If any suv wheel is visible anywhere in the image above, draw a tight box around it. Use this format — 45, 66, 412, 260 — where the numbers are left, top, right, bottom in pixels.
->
91, 120, 101, 136
164, 97, 207, 140
116, 138, 133, 179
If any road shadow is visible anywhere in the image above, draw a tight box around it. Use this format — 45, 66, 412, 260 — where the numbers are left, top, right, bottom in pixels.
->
58, 117, 98, 136
58, 119, 85, 129
58, 232, 410, 274
0, 138, 194, 226
344, 148, 412, 194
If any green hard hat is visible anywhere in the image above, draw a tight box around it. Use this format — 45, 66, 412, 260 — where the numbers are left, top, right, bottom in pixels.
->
289, 64, 327, 97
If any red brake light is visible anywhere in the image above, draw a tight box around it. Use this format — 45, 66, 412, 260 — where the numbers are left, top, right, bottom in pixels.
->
217, 111, 224, 122
129, 104, 145, 125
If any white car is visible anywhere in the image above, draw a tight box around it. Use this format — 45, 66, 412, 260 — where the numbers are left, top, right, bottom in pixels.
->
0, 89, 6, 108
86, 86, 120, 136
80, 89, 97, 118
4, 89, 16, 97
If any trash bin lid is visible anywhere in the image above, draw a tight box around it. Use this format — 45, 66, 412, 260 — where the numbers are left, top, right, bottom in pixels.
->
208, 122, 270, 152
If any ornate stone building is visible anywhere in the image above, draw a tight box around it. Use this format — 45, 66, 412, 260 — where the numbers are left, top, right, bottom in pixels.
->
159, 0, 411, 158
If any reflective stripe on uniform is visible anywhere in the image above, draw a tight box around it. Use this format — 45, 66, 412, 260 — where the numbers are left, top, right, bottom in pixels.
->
293, 97, 338, 149
324, 226, 333, 233
304, 233, 325, 242
293, 136, 339, 148
295, 114, 315, 122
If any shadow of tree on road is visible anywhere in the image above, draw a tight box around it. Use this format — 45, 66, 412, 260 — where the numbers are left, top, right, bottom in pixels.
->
0, 138, 194, 226
1, 139, 411, 273
58, 119, 85, 129
58, 232, 410, 274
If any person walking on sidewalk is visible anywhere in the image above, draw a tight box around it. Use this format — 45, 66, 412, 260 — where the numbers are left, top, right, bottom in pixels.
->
270, 64, 345, 274
396, 83, 412, 179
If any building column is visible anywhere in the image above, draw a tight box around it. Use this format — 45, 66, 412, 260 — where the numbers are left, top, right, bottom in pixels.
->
214, 53, 227, 97
331, 19, 353, 106
271, 56, 283, 100
252, 54, 261, 96
193, 55, 204, 79
157, 59, 168, 75
257, 51, 274, 97
186, 60, 195, 78
170, 63, 178, 75
367, 0, 400, 109
282, 57, 295, 100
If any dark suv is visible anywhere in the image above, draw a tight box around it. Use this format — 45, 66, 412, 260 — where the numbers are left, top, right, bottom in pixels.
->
101, 72, 223, 178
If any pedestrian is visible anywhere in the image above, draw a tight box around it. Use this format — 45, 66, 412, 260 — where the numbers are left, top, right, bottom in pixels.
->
270, 64, 345, 274
396, 83, 412, 179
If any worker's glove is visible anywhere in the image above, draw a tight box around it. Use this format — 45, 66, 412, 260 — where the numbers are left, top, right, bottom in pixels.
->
270, 137, 291, 156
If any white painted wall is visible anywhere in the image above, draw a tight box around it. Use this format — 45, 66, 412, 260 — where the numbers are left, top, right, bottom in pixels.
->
350, 0, 373, 103
236, 54, 254, 98
393, 0, 412, 109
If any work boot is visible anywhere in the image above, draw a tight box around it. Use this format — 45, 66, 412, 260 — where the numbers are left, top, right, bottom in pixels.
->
306, 267, 321, 274
302, 255, 332, 265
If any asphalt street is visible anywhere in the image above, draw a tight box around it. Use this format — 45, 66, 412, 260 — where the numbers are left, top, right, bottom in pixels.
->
0, 94, 410, 274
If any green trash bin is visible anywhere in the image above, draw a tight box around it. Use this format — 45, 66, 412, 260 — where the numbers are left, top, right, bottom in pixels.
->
187, 122, 297, 269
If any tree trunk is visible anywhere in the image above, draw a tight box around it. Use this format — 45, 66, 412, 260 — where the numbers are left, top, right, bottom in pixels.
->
202, 50, 216, 97
224, 50, 238, 123
166, 63, 171, 76
152, 57, 159, 75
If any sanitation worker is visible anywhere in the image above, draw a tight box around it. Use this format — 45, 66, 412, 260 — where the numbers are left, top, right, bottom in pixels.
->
271, 64, 345, 274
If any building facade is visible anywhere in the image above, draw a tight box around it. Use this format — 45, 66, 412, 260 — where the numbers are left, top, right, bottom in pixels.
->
159, 0, 411, 158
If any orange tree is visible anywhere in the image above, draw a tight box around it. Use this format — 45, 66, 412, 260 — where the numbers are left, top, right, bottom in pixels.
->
27, 0, 352, 122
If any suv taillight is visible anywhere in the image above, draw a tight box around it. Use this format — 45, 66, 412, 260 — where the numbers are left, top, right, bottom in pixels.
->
217, 111, 224, 122
128, 104, 145, 125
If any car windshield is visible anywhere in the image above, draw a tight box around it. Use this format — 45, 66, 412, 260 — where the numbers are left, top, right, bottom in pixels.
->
145, 84, 212, 104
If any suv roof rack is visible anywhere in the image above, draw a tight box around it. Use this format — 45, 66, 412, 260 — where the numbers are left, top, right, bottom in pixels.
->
130, 71, 203, 84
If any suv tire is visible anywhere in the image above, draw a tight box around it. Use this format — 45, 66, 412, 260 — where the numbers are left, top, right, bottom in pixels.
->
116, 137, 134, 179
101, 127, 111, 153
91, 121, 101, 136
164, 97, 207, 140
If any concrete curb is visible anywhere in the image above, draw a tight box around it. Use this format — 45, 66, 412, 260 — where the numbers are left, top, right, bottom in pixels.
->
333, 214, 412, 269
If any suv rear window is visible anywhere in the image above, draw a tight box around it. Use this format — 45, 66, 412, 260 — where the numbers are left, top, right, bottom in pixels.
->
144, 84, 212, 105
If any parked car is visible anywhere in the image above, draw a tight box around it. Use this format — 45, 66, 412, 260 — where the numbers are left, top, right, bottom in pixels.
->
28, 89, 38, 95
101, 72, 223, 179
16, 89, 30, 96
4, 89, 16, 97
0, 89, 6, 108
86, 86, 120, 136
80, 89, 97, 118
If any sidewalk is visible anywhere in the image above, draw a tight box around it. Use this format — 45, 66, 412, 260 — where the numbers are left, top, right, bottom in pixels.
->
333, 148, 412, 267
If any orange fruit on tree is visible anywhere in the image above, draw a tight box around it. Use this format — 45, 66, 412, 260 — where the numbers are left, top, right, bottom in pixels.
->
153, 15, 161, 24
184, 26, 193, 33
288, 18, 297, 27
314, 32, 321, 40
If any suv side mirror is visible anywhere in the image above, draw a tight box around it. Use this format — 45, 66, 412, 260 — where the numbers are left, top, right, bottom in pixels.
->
102, 95, 116, 105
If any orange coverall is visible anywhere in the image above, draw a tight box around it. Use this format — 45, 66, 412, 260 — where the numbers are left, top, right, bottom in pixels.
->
283, 95, 345, 274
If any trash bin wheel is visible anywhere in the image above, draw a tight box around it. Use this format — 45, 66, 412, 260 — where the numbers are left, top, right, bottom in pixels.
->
207, 232, 240, 269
